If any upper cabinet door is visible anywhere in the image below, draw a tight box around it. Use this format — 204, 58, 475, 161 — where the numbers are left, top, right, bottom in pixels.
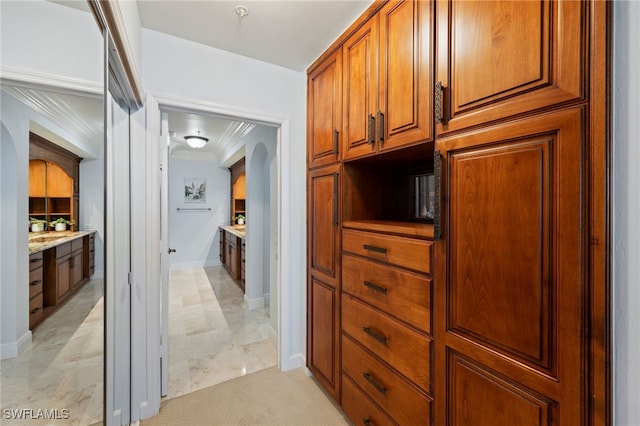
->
436, 0, 585, 135
342, 17, 379, 160
378, 0, 433, 153
308, 48, 343, 168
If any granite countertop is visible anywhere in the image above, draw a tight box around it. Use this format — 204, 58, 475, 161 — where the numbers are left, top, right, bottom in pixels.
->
29, 230, 96, 254
220, 225, 246, 239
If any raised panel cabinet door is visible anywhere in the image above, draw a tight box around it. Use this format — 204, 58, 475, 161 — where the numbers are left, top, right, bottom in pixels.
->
378, 0, 433, 152
308, 48, 342, 168
46, 162, 74, 197
71, 250, 83, 288
342, 15, 378, 160
56, 255, 71, 302
29, 160, 47, 197
308, 164, 341, 285
435, 0, 585, 135
308, 277, 340, 400
434, 108, 586, 425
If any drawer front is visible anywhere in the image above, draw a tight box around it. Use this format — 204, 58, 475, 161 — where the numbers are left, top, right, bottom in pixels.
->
71, 238, 83, 252
29, 252, 43, 271
343, 254, 431, 333
56, 242, 71, 258
342, 294, 431, 392
342, 373, 397, 426
343, 229, 432, 274
29, 267, 43, 298
29, 293, 44, 327
343, 335, 431, 425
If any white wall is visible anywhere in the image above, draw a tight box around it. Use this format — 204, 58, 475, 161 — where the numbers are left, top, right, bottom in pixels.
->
168, 158, 229, 269
614, 1, 640, 424
141, 28, 307, 369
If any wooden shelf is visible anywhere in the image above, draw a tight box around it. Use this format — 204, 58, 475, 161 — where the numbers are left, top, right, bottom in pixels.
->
342, 220, 434, 239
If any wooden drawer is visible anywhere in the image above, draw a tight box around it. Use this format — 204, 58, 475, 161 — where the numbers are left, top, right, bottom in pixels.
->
71, 237, 83, 252
29, 252, 43, 271
342, 229, 432, 274
342, 254, 431, 333
29, 267, 43, 299
56, 241, 71, 258
29, 293, 44, 327
342, 373, 397, 426
343, 335, 431, 425
342, 294, 431, 392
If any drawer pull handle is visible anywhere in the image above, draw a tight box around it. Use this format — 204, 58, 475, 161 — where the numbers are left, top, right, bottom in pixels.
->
30, 258, 41, 263
30, 307, 42, 314
363, 326, 387, 344
30, 280, 42, 286
363, 244, 386, 254
363, 372, 387, 395
363, 280, 387, 294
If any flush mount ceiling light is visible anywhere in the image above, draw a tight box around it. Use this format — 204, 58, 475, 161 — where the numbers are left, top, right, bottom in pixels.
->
184, 131, 209, 149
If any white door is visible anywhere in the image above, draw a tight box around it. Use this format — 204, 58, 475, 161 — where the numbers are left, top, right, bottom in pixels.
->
159, 111, 170, 396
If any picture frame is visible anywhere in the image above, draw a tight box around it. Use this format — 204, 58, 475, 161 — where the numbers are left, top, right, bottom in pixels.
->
184, 178, 206, 203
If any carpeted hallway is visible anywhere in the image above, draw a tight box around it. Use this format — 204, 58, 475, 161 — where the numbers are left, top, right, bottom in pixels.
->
141, 366, 350, 425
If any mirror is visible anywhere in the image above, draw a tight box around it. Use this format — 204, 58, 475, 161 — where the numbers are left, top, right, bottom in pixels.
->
1, 1, 104, 424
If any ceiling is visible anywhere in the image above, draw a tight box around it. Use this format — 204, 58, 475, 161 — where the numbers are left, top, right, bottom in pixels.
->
6, 0, 373, 163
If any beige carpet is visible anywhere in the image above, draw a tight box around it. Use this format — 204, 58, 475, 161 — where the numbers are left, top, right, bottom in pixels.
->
142, 367, 350, 426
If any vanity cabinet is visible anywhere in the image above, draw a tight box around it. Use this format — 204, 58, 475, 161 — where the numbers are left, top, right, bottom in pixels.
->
342, 0, 433, 161
220, 228, 245, 292
45, 242, 72, 304
28, 252, 44, 329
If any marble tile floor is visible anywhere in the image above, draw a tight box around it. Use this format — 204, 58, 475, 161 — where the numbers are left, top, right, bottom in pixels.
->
166, 266, 276, 400
0, 265, 275, 424
0, 279, 104, 426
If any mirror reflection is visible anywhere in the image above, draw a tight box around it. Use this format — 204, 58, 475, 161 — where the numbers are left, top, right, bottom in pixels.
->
1, 1, 104, 424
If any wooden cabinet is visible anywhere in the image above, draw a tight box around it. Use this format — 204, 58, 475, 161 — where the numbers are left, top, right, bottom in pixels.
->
83, 233, 95, 279
240, 239, 246, 288
70, 238, 83, 289
29, 133, 81, 231
342, 0, 433, 160
46, 242, 72, 304
307, 47, 342, 168
434, 0, 585, 135
28, 252, 44, 329
307, 0, 609, 424
306, 164, 341, 400
220, 228, 245, 292
229, 159, 246, 224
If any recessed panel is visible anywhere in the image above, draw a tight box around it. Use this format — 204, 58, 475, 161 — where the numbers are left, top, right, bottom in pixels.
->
310, 172, 337, 278
311, 278, 337, 386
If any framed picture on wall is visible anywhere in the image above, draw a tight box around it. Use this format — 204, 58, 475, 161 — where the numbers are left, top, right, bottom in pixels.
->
184, 178, 206, 203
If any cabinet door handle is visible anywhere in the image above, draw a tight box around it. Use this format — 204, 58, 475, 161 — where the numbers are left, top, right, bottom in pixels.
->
434, 149, 442, 241
435, 81, 448, 124
333, 129, 339, 154
30, 258, 41, 263
363, 244, 386, 254
30, 280, 42, 286
30, 307, 42, 314
377, 110, 384, 143
363, 372, 387, 395
368, 114, 375, 145
363, 280, 387, 294
363, 326, 387, 344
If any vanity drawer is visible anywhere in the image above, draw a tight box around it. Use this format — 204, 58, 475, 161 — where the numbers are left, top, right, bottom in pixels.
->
29, 293, 44, 327
29, 267, 43, 298
71, 237, 83, 252
342, 229, 432, 274
56, 241, 71, 258
29, 252, 43, 271
342, 254, 431, 333
342, 373, 396, 426
343, 335, 431, 425
342, 294, 431, 393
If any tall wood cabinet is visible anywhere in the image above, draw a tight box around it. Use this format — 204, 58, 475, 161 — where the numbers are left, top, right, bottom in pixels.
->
307, 1, 610, 424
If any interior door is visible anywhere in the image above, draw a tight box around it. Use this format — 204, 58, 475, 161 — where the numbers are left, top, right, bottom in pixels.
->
159, 111, 170, 396
434, 107, 586, 425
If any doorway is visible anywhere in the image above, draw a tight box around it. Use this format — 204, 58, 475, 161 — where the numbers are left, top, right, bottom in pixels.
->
159, 106, 280, 400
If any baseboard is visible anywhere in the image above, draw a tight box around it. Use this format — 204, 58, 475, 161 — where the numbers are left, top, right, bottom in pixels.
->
283, 352, 305, 372
244, 294, 264, 311
91, 269, 104, 279
0, 330, 32, 360
170, 259, 221, 271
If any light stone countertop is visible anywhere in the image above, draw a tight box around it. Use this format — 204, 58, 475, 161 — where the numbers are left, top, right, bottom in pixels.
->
219, 225, 246, 239
28, 230, 96, 254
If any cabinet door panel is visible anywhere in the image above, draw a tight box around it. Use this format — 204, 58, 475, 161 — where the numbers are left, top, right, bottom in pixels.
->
308, 165, 340, 283
436, 0, 585, 134
435, 108, 585, 424
308, 49, 342, 168
57, 256, 71, 301
343, 17, 378, 160
379, 0, 433, 151
71, 250, 83, 288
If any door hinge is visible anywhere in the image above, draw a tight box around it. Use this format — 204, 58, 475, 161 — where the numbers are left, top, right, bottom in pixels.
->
128, 271, 133, 286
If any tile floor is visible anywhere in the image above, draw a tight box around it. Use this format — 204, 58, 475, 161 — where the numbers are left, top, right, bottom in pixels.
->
0, 265, 275, 424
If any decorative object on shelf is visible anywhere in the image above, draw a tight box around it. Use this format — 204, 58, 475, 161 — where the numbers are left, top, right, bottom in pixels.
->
236, 214, 245, 225
49, 218, 74, 231
184, 178, 206, 203
184, 131, 209, 149
30, 217, 47, 233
